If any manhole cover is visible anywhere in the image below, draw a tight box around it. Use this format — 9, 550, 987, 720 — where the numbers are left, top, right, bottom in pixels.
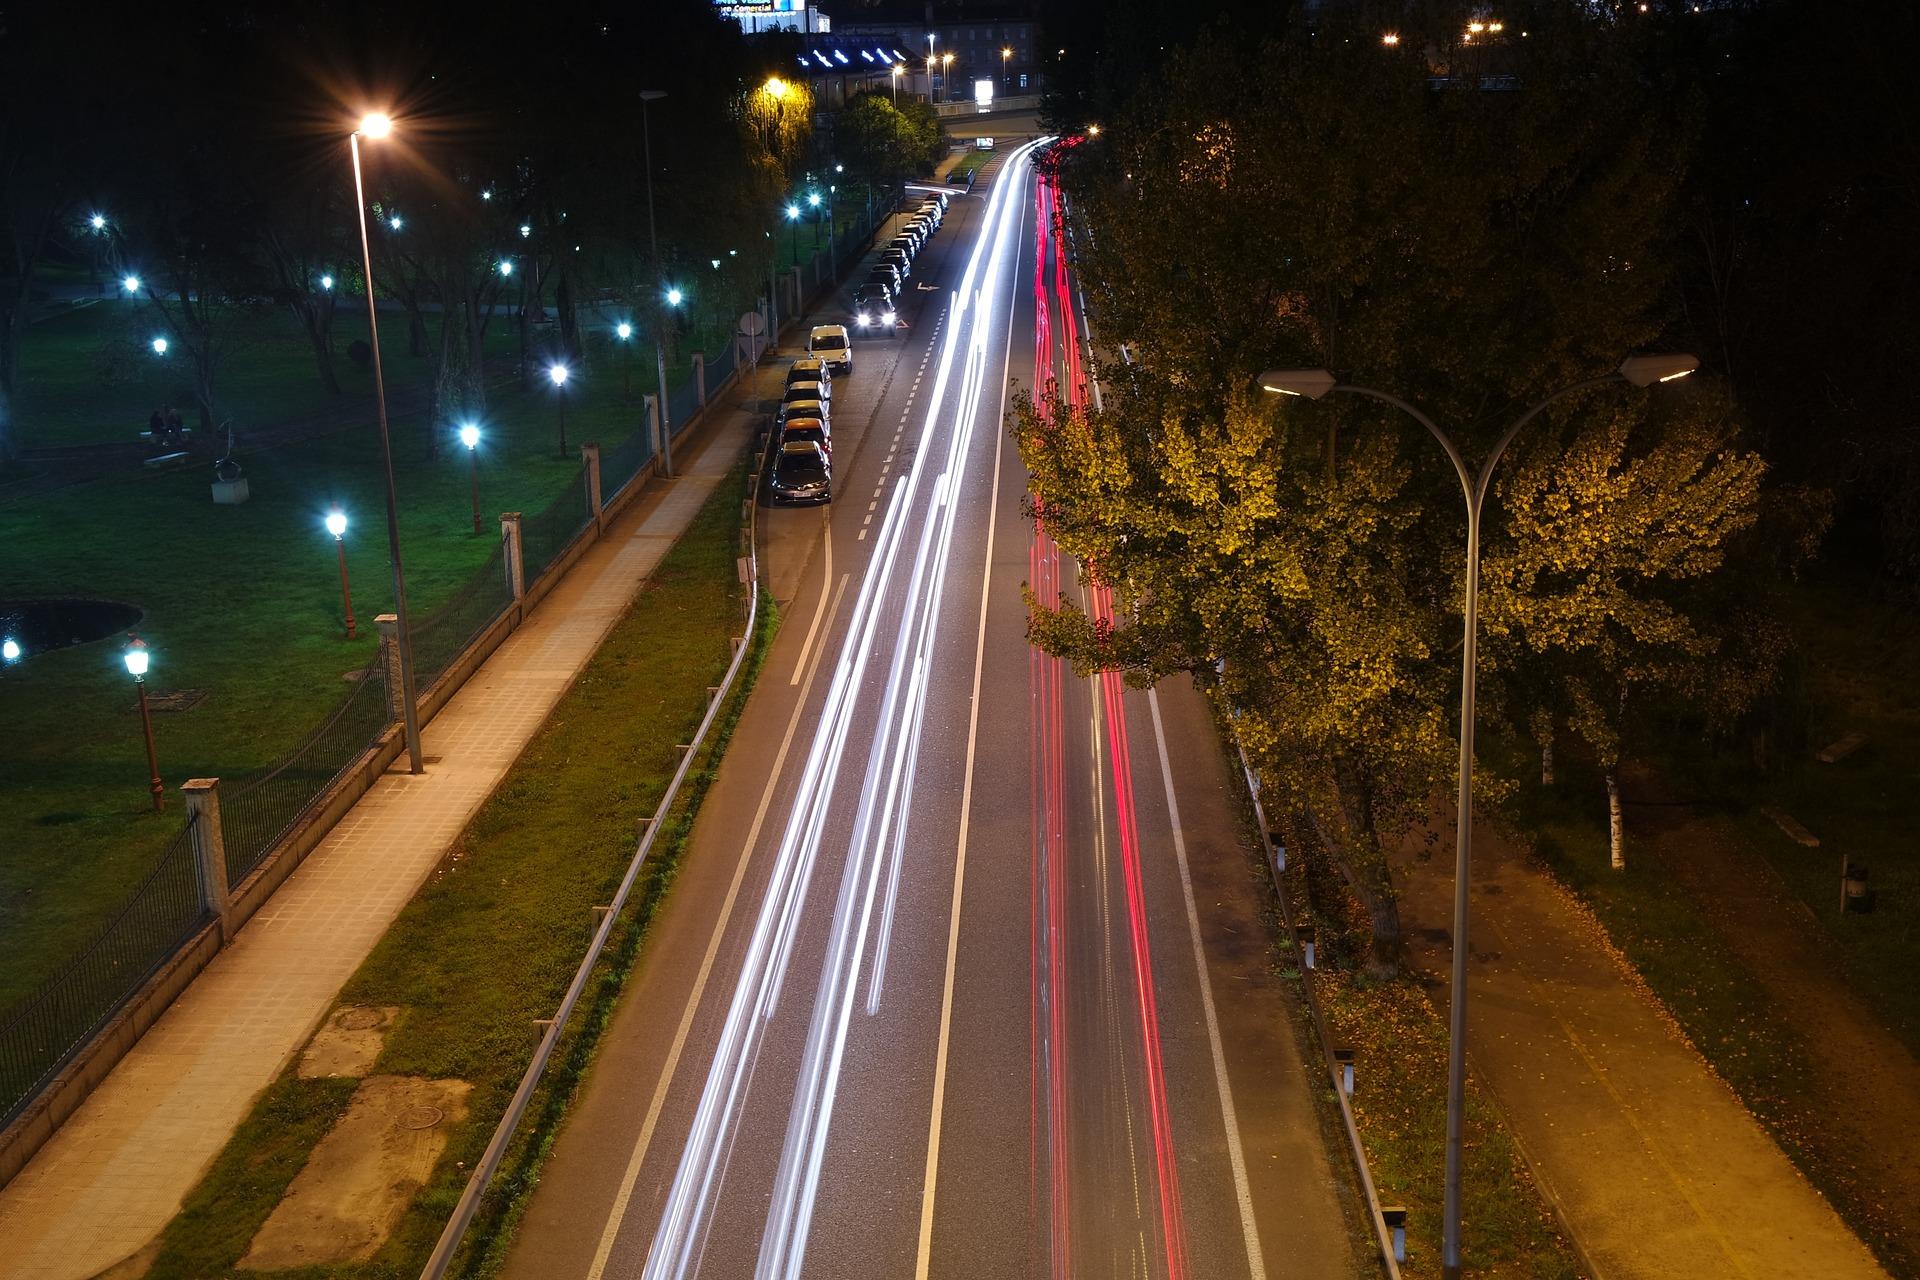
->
399, 1105, 444, 1131
338, 1007, 383, 1031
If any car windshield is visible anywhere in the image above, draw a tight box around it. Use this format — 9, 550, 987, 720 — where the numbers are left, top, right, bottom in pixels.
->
778, 450, 825, 478
813, 335, 846, 351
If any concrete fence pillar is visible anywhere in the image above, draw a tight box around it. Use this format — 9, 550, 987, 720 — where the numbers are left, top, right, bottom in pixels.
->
375, 615, 403, 723
581, 443, 603, 536
181, 778, 234, 942
643, 394, 662, 461
692, 352, 707, 407
499, 513, 525, 602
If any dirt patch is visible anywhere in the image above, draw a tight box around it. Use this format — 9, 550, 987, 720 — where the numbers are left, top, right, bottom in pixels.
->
296, 1005, 398, 1079
238, 1075, 470, 1271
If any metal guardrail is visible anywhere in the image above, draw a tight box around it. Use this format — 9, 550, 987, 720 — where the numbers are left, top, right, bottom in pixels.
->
420, 430, 768, 1280
1235, 747, 1404, 1280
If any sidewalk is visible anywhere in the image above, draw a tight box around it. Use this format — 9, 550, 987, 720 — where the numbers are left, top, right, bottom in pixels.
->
1391, 818, 1889, 1280
0, 370, 778, 1280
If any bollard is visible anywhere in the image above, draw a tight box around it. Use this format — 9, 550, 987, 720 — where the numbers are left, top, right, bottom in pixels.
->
1296, 924, 1317, 971
181, 778, 234, 943
499, 513, 525, 602
1333, 1046, 1355, 1095
1381, 1206, 1407, 1262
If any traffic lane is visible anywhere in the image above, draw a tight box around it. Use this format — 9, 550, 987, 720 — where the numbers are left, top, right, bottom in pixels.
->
496, 199, 969, 1280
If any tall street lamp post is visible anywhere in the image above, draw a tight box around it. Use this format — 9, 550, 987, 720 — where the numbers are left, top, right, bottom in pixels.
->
640, 88, 677, 479
615, 321, 634, 401
548, 363, 570, 458
459, 425, 483, 534
349, 110, 423, 773
1258, 352, 1700, 1280
123, 635, 163, 812
807, 191, 823, 248
326, 509, 357, 638
891, 62, 904, 103
1002, 46, 1013, 88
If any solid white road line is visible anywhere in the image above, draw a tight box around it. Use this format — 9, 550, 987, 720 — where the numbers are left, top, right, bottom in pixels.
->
1147, 687, 1268, 1280
912, 161, 1028, 1280
790, 515, 835, 686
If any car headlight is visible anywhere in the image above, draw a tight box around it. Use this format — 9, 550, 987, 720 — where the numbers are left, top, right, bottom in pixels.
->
882, 312, 896, 325
856, 313, 869, 326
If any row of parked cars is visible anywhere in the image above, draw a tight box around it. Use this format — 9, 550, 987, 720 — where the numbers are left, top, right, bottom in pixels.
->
852, 191, 949, 334
772, 192, 953, 503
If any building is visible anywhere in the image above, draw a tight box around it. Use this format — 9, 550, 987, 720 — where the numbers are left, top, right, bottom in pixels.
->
720, 2, 1040, 108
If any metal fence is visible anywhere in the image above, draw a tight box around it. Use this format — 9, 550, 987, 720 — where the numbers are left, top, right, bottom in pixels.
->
0, 819, 209, 1125
519, 466, 593, 582
412, 544, 514, 691
600, 417, 656, 504
220, 654, 391, 886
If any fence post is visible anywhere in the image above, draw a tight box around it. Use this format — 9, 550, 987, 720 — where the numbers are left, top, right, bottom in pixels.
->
643, 394, 662, 461
499, 513, 525, 603
581, 443, 603, 537
692, 352, 707, 408
788, 266, 802, 316
181, 778, 234, 942
375, 615, 404, 724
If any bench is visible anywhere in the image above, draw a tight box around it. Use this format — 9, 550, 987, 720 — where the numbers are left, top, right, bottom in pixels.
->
143, 451, 191, 470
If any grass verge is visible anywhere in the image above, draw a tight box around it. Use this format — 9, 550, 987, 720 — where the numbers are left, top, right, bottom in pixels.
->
1275, 808, 1585, 1280
139, 460, 777, 1279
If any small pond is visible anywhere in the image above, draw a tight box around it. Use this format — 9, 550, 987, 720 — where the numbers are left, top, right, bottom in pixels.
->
0, 599, 145, 664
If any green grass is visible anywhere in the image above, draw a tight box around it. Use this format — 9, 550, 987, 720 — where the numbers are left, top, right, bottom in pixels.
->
949, 148, 995, 181
141, 464, 775, 1279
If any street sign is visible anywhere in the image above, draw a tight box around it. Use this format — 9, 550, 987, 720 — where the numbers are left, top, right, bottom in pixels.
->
738, 310, 766, 336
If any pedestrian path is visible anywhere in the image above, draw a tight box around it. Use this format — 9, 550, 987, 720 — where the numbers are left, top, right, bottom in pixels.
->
0, 373, 778, 1280
1392, 818, 1889, 1280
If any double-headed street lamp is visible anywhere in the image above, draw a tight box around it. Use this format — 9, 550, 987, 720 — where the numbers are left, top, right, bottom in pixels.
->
325, 509, 357, 638
348, 110, 423, 773
1258, 351, 1699, 1280
459, 424, 483, 534
123, 635, 163, 812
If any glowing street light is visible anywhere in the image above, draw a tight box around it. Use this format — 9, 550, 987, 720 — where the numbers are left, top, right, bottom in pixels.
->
459, 424, 484, 534
150, 337, 168, 356
890, 62, 904, 103
613, 321, 635, 399
498, 259, 514, 276
2, 638, 20, 663
765, 75, 790, 100
89, 213, 106, 231
324, 509, 358, 638
1257, 351, 1700, 1280
121, 274, 141, 294
1383, 32, 1402, 45
123, 635, 164, 811
349, 108, 423, 772
519, 223, 532, 238
389, 214, 404, 231
320, 273, 335, 291
665, 287, 683, 307
548, 362, 571, 458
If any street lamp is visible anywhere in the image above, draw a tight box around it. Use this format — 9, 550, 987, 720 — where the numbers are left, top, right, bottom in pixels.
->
325, 509, 358, 638
1257, 351, 1699, 1280
349, 109, 424, 773
615, 321, 634, 400
123, 635, 163, 812
639, 87, 678, 479
498, 259, 513, 277
1002, 45, 1012, 87
665, 287, 683, 307
320, 274, 334, 291
121, 274, 141, 294
891, 62, 905, 103
459, 425, 483, 535
89, 213, 106, 231
785, 202, 801, 263
150, 337, 168, 356
2, 638, 19, 664
548, 362, 571, 458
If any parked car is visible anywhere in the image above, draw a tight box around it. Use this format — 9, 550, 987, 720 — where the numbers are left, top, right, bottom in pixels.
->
808, 324, 853, 376
889, 234, 920, 259
866, 263, 903, 293
879, 248, 911, 279
786, 357, 830, 390
853, 284, 897, 331
780, 416, 831, 458
770, 440, 832, 504
778, 395, 829, 426
784, 378, 831, 406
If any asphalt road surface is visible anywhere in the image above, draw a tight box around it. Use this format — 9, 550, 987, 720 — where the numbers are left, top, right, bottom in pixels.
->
501, 141, 1362, 1280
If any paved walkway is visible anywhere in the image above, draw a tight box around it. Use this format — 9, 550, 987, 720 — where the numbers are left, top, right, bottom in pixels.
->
1392, 818, 1889, 1280
0, 371, 778, 1280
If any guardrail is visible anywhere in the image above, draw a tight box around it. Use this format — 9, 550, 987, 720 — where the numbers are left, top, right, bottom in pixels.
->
1235, 747, 1404, 1279
419, 426, 770, 1280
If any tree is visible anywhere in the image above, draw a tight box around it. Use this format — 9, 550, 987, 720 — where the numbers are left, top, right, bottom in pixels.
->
1479, 385, 1769, 869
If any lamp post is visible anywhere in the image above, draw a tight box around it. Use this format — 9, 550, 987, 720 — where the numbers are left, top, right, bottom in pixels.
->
326, 509, 358, 638
1257, 352, 1700, 1280
785, 203, 801, 263
615, 321, 634, 401
942, 52, 955, 100
123, 635, 163, 812
892, 62, 904, 103
639, 88, 677, 479
548, 363, 570, 458
349, 110, 424, 774
459, 425, 483, 534
150, 337, 168, 356
1002, 46, 1013, 88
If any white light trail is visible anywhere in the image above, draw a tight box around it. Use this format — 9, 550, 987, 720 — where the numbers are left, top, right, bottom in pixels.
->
642, 135, 1051, 1280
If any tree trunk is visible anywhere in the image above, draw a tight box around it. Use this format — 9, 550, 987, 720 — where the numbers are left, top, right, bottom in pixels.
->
0, 293, 22, 464
1606, 768, 1626, 871
1351, 871, 1405, 976
1542, 737, 1555, 786
296, 300, 341, 395
555, 271, 579, 361
407, 306, 428, 358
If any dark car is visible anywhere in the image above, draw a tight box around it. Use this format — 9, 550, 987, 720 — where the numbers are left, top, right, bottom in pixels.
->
889, 234, 919, 259
866, 264, 902, 293
853, 284, 897, 331
771, 440, 831, 504
879, 248, 911, 279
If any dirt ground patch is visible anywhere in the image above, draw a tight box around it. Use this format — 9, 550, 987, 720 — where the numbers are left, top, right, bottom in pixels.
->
238, 1076, 469, 1271
296, 1005, 398, 1079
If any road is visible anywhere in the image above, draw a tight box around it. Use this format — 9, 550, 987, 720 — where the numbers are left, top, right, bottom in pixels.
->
501, 140, 1362, 1280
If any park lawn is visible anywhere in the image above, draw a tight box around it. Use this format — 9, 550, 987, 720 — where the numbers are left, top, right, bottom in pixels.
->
949, 148, 995, 182
0, 359, 664, 1014
142, 470, 770, 1280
